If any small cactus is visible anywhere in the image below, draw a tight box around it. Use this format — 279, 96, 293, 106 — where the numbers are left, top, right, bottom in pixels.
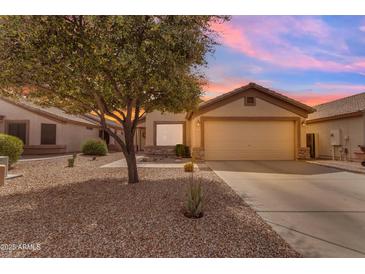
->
184, 181, 203, 218
67, 158, 75, 168
67, 154, 77, 168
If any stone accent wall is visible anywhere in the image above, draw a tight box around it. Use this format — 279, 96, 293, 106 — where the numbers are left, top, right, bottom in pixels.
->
144, 146, 176, 156
298, 147, 311, 160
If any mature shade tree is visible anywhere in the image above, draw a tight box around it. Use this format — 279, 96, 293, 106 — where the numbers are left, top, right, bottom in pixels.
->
0, 16, 228, 183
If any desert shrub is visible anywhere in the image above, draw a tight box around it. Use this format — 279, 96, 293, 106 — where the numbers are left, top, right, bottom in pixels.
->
0, 133, 24, 166
184, 162, 194, 172
184, 146, 191, 157
175, 144, 185, 157
81, 139, 108, 156
184, 181, 203, 218
176, 144, 191, 158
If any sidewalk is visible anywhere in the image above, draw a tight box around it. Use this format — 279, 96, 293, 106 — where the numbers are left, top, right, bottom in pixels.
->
308, 160, 365, 174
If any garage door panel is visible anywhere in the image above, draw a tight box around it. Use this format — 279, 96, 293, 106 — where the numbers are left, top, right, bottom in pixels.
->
204, 120, 295, 160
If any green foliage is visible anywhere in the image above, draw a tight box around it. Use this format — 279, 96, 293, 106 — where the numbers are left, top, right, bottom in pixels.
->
81, 139, 108, 156
185, 181, 203, 218
184, 146, 191, 158
176, 144, 190, 158
67, 153, 77, 167
67, 158, 75, 168
175, 144, 185, 157
0, 133, 24, 166
0, 16, 228, 114
184, 162, 194, 172
0, 15, 229, 183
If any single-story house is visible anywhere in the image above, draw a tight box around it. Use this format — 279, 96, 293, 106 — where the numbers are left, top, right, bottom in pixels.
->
305, 92, 365, 161
0, 96, 147, 155
145, 83, 316, 160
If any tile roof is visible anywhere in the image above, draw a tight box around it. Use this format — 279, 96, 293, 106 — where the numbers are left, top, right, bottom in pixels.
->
1, 96, 98, 126
308, 92, 365, 121
198, 82, 315, 113
82, 114, 122, 128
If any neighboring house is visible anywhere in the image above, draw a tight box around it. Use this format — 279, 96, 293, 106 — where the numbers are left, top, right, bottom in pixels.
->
145, 83, 315, 160
0, 97, 125, 155
305, 93, 365, 161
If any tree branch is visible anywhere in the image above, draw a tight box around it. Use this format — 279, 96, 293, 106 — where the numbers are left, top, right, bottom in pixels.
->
102, 68, 124, 99
94, 94, 125, 125
138, 110, 146, 119
95, 110, 127, 152
115, 109, 127, 121
132, 99, 141, 135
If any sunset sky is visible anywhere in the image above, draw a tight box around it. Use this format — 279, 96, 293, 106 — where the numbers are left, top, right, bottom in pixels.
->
204, 16, 365, 106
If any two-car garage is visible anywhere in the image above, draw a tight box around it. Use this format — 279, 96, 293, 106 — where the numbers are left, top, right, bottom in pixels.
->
203, 119, 296, 160
188, 83, 315, 161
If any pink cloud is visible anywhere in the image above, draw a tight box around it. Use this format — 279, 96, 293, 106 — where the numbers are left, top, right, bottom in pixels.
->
211, 21, 262, 59
204, 78, 250, 94
289, 93, 351, 106
212, 17, 363, 73
203, 77, 273, 95
314, 82, 365, 91
283, 82, 365, 106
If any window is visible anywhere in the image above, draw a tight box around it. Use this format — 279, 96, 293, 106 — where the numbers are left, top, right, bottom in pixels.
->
245, 96, 256, 106
156, 123, 183, 146
7, 122, 27, 144
41, 123, 56, 145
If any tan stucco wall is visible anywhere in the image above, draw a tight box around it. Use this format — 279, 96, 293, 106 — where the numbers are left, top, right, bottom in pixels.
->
0, 99, 100, 152
190, 97, 306, 149
59, 123, 99, 152
145, 110, 187, 146
203, 97, 299, 117
305, 115, 365, 160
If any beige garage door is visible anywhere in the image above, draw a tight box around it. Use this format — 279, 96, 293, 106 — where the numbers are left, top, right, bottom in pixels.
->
204, 120, 295, 160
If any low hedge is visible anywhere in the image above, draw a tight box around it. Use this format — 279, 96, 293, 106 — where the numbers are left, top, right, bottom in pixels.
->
0, 133, 24, 166
81, 139, 108, 156
175, 144, 191, 158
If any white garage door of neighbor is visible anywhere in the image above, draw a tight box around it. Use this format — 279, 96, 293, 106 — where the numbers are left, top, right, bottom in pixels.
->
204, 120, 295, 160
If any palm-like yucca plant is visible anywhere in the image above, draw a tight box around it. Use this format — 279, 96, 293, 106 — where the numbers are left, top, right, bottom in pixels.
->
185, 181, 203, 218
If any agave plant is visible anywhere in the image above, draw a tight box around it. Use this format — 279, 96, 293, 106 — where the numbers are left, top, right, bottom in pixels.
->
185, 181, 203, 218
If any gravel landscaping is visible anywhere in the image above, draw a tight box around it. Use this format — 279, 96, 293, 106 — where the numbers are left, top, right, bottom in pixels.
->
0, 153, 300, 257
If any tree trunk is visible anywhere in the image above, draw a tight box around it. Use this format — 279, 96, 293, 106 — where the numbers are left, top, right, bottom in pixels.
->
122, 127, 139, 184
124, 149, 139, 184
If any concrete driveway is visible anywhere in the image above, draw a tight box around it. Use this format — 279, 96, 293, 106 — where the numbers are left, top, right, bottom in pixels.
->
207, 160, 365, 258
